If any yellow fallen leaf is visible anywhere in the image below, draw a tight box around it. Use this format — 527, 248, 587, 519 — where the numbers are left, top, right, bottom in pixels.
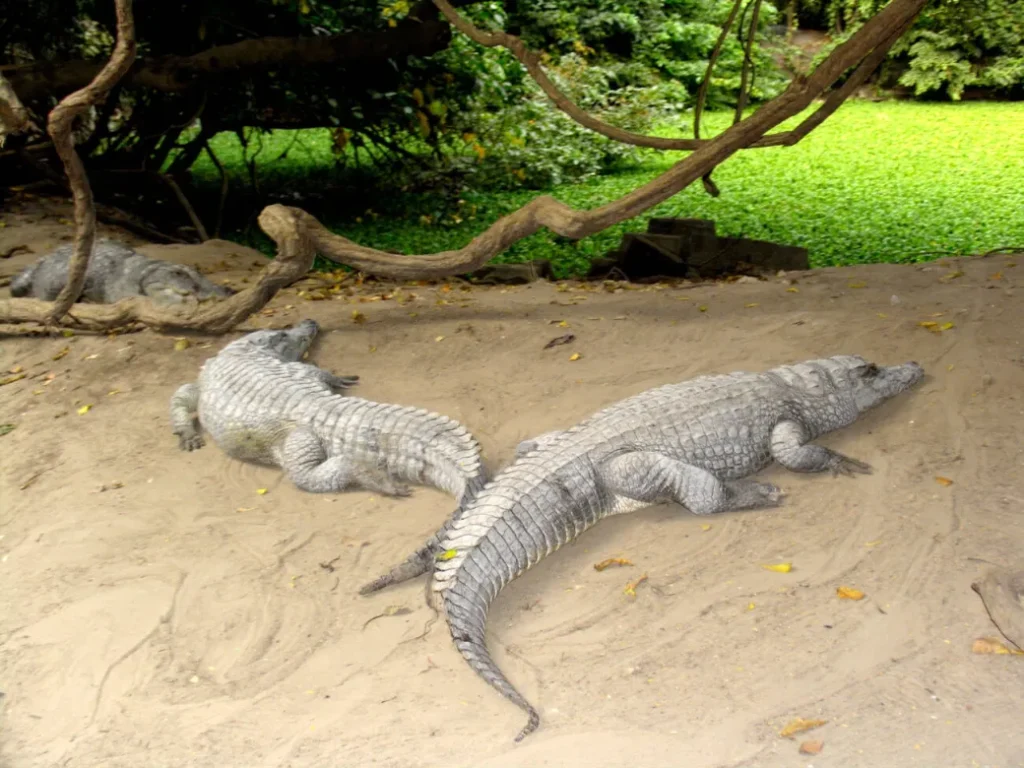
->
0, 373, 26, 386
174, 338, 190, 351
762, 562, 793, 573
746, 602, 755, 611
77, 404, 92, 415
864, 540, 881, 547
744, 303, 759, 308
877, 312, 888, 319
972, 637, 1024, 655
780, 718, 827, 738
351, 310, 366, 324
368, 345, 377, 353
557, 320, 569, 327
935, 476, 954, 486
594, 557, 633, 572
786, 287, 799, 293
837, 586, 865, 600
107, 389, 121, 396
939, 270, 964, 282
947, 364, 954, 372
436, 548, 457, 562
568, 352, 582, 362
989, 272, 1003, 281
799, 740, 824, 755
624, 573, 649, 598
256, 488, 268, 495
435, 335, 445, 342
236, 507, 254, 513
52, 346, 70, 361
61, 329, 75, 337
9, 365, 23, 374
700, 524, 711, 531
918, 321, 938, 329
848, 281, 867, 289
939, 322, 954, 331
698, 305, 708, 312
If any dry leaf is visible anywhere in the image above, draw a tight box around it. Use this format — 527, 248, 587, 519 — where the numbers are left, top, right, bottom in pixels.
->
877, 312, 888, 318
939, 322, 954, 331
848, 281, 867, 289
52, 346, 70, 361
935, 476, 954, 486
762, 562, 793, 573
939, 270, 965, 282
918, 321, 938, 329
0, 373, 26, 386
971, 637, 1024, 655
351, 310, 366, 324
747, 602, 756, 611
569, 352, 582, 361
786, 287, 799, 293
700, 524, 711, 531
780, 718, 827, 738
543, 333, 575, 349
989, 272, 1003, 281
435, 335, 445, 342
77, 404, 92, 415
9, 365, 23, 374
174, 338, 191, 351
744, 303, 759, 308
0, 424, 15, 437
837, 586, 865, 600
256, 488, 268, 495
864, 540, 881, 547
594, 557, 633, 572
698, 305, 708, 312
436, 548, 457, 562
799, 740, 824, 755
624, 574, 648, 598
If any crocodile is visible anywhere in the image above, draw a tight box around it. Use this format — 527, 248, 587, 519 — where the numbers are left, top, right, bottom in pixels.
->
10, 239, 235, 305
418, 355, 923, 741
170, 319, 486, 504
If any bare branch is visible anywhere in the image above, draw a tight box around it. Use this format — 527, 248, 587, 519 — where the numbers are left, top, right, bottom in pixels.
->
734, 0, 764, 125
296, 0, 927, 279
0, 205, 315, 333
43, 0, 137, 325
0, 71, 39, 146
695, 0, 744, 140
158, 172, 210, 241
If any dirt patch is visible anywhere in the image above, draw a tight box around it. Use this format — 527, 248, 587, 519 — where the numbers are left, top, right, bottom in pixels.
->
2, 209, 1023, 768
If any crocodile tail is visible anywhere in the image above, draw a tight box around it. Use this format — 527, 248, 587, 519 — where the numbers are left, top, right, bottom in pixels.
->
445, 584, 540, 742
357, 474, 489, 596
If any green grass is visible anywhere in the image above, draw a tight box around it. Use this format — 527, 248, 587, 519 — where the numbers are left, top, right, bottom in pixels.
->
193, 101, 1024, 277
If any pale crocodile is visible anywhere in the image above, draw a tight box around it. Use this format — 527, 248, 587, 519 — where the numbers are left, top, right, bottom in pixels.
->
391, 355, 923, 741
10, 239, 235, 305
170, 319, 486, 504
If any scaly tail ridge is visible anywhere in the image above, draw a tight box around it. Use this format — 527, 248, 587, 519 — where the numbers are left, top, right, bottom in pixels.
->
445, 584, 540, 741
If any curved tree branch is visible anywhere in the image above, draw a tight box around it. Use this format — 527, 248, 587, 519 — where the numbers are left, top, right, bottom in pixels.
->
300, 0, 927, 278
0, 205, 316, 332
695, 0, 745, 141
43, 0, 137, 325
0, 71, 39, 146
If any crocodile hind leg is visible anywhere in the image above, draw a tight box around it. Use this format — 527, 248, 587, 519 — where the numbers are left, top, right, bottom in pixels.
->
599, 451, 784, 515
170, 383, 204, 451
279, 427, 412, 496
770, 420, 872, 476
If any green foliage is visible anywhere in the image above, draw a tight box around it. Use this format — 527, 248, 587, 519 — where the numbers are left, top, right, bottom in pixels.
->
798, 0, 1024, 100
206, 102, 1024, 278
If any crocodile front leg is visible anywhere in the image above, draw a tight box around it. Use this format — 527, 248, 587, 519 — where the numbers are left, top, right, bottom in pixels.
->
279, 427, 412, 496
770, 420, 872, 476
282, 362, 359, 392
170, 383, 204, 451
600, 451, 784, 515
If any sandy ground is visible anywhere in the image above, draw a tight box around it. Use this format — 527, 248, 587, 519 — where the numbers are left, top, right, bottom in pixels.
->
1, 203, 1023, 768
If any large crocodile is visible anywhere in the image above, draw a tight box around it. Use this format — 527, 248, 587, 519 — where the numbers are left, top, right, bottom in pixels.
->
10, 239, 235, 305
170, 319, 486, 504
415, 355, 923, 741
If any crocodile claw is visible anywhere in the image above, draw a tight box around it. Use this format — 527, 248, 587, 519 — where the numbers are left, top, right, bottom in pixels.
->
178, 433, 205, 451
829, 453, 872, 477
